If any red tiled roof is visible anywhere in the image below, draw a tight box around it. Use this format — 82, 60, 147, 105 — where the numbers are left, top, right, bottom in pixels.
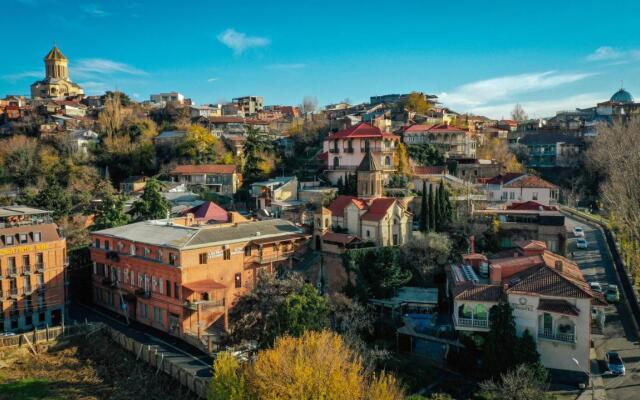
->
413, 166, 446, 175
403, 124, 437, 133
183, 279, 226, 292
503, 175, 558, 190
538, 299, 580, 316
483, 173, 525, 185
327, 122, 399, 140
516, 240, 547, 251
454, 284, 503, 302
328, 195, 366, 217
403, 123, 467, 134
183, 201, 228, 223
507, 201, 558, 211
361, 198, 396, 221
171, 164, 236, 175
322, 232, 360, 244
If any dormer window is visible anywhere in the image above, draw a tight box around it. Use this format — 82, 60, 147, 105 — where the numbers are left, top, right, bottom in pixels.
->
33, 232, 42, 242
5, 235, 14, 246
19, 234, 28, 244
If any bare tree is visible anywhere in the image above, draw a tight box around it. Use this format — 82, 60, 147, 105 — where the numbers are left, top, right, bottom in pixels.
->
301, 96, 318, 114
511, 103, 528, 122
98, 92, 123, 139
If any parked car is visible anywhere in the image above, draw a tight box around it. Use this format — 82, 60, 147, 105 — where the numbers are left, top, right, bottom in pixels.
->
573, 226, 585, 237
606, 351, 625, 375
590, 282, 603, 293
576, 238, 588, 249
606, 285, 620, 303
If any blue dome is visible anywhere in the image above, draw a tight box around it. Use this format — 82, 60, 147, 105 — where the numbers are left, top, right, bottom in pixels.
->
610, 88, 634, 103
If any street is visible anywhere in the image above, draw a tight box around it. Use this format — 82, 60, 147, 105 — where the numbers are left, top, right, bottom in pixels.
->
565, 215, 640, 400
69, 303, 213, 378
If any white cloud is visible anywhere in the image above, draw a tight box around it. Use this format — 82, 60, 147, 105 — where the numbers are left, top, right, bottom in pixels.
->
586, 46, 640, 62
81, 4, 110, 17
73, 59, 147, 77
439, 71, 595, 108
1, 71, 41, 82
217, 29, 270, 55
266, 63, 307, 70
207, 77, 219, 82
468, 93, 605, 119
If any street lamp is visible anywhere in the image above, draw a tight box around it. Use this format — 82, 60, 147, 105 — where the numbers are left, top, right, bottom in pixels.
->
573, 358, 593, 400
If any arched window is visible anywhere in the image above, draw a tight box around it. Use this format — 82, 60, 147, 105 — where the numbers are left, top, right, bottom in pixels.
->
458, 304, 473, 319
333, 157, 339, 168
385, 155, 391, 166
556, 317, 575, 335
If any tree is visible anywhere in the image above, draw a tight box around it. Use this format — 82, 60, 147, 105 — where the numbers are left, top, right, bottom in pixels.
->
419, 181, 428, 232
101, 91, 132, 107
518, 329, 540, 366
403, 92, 432, 114
345, 247, 412, 300
477, 138, 523, 172
207, 352, 247, 400
242, 127, 270, 183
511, 104, 528, 122
131, 178, 170, 221
98, 92, 124, 139
395, 143, 411, 176
91, 184, 129, 231
434, 183, 442, 231
428, 184, 436, 231
229, 273, 329, 348
480, 364, 551, 400
407, 144, 444, 166
0, 135, 40, 187
179, 124, 225, 164
484, 302, 519, 377
29, 177, 72, 220
301, 96, 318, 114
337, 176, 345, 194
400, 233, 452, 285
247, 331, 405, 400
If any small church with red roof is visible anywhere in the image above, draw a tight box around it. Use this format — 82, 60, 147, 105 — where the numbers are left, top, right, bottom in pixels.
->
314, 149, 411, 252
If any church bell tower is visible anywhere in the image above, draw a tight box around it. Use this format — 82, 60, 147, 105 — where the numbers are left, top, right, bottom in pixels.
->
356, 149, 383, 199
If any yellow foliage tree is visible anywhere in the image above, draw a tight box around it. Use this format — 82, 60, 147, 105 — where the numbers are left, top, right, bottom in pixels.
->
394, 143, 411, 177
247, 331, 404, 400
179, 124, 225, 164
208, 352, 247, 400
404, 92, 432, 114
477, 138, 523, 172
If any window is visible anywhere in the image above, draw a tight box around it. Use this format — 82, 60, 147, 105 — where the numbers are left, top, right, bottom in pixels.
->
140, 303, 148, 319
144, 248, 150, 257
129, 244, 136, 256
153, 306, 163, 323
501, 192, 508, 200
244, 246, 251, 256
36, 253, 43, 266
166, 280, 171, 297
8, 257, 16, 274
532, 192, 538, 201
174, 282, 180, 299
333, 156, 339, 168
509, 192, 515, 200
158, 279, 164, 295
224, 249, 231, 260
157, 249, 163, 261
169, 253, 177, 266
94, 239, 100, 248
138, 273, 143, 288
235, 273, 242, 288
5, 235, 14, 246
33, 232, 42, 242
199, 253, 207, 264
22, 255, 29, 269
19, 233, 28, 244
366, 230, 370, 238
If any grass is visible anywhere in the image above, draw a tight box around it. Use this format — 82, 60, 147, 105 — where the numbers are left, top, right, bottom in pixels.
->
0, 378, 59, 400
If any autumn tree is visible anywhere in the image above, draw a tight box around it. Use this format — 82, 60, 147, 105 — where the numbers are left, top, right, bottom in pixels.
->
0, 135, 40, 187
178, 124, 225, 164
98, 92, 124, 139
400, 232, 452, 285
511, 103, 528, 122
208, 351, 247, 400
402, 92, 432, 114
480, 364, 551, 400
477, 138, 523, 172
247, 331, 404, 400
395, 143, 411, 177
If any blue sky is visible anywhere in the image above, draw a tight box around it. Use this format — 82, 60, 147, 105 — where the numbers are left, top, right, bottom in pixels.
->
2, 0, 640, 118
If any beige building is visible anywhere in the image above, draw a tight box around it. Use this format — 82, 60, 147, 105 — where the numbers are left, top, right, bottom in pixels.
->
31, 47, 84, 99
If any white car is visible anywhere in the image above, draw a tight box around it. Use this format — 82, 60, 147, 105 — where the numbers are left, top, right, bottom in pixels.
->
573, 226, 585, 237
576, 238, 588, 249
590, 282, 603, 293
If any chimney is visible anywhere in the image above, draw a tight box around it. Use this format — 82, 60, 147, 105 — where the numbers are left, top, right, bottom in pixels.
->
555, 260, 563, 272
469, 235, 475, 253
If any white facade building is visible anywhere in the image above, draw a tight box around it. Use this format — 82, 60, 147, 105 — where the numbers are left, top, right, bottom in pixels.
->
482, 173, 559, 206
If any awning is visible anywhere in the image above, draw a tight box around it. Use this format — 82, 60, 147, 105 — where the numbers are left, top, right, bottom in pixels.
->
182, 279, 226, 293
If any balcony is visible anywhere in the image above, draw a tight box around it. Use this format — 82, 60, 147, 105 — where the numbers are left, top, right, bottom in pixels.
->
22, 265, 32, 275
453, 315, 490, 331
35, 263, 45, 273
183, 299, 225, 311
135, 288, 151, 299
24, 285, 33, 295
102, 277, 117, 288
8, 268, 18, 278
538, 329, 576, 343
9, 288, 19, 299
255, 251, 294, 264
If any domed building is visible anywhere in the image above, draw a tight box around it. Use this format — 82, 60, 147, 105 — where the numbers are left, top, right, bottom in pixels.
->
610, 88, 634, 104
30, 46, 84, 99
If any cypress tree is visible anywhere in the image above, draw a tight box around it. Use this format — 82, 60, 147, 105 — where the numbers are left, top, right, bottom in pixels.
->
443, 184, 453, 223
428, 184, 436, 231
419, 181, 428, 232
434, 182, 442, 231
337, 176, 344, 195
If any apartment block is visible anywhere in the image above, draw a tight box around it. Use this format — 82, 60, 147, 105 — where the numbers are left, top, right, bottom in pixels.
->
0, 206, 67, 333
90, 217, 309, 347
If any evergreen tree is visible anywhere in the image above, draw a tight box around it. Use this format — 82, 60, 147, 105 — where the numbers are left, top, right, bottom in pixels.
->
131, 178, 170, 221
337, 176, 344, 195
419, 181, 428, 232
434, 183, 442, 231
31, 177, 72, 220
242, 127, 268, 183
443, 184, 453, 223
517, 329, 541, 366
484, 302, 519, 377
428, 184, 436, 231
91, 190, 128, 231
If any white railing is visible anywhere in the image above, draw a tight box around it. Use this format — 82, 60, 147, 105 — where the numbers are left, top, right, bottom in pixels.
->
454, 315, 489, 329
538, 329, 576, 343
